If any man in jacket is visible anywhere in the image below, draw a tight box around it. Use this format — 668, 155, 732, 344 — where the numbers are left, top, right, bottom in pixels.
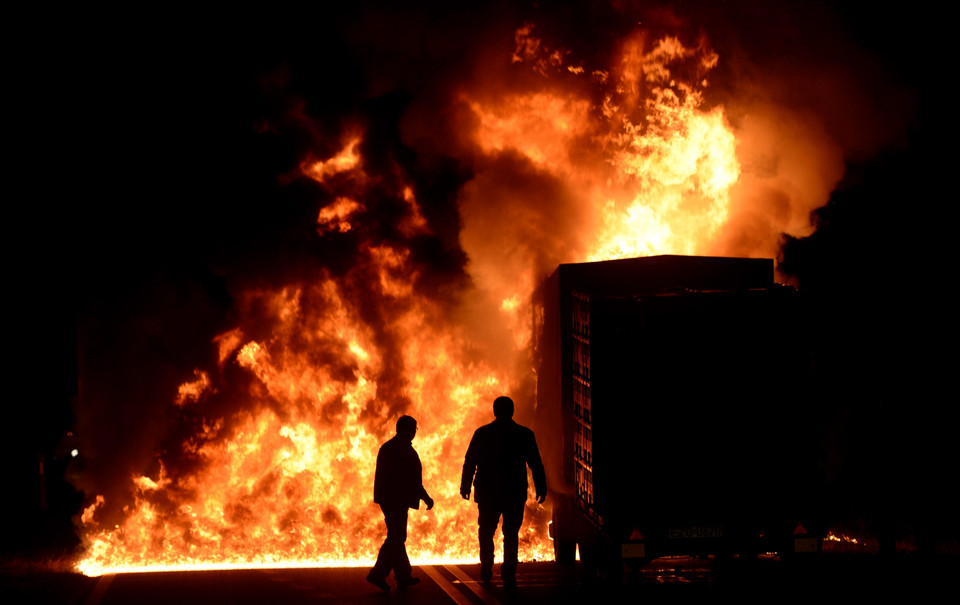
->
460, 396, 546, 587
368, 415, 434, 591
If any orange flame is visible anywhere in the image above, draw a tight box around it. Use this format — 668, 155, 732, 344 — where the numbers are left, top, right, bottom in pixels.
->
75, 21, 818, 577
303, 138, 361, 183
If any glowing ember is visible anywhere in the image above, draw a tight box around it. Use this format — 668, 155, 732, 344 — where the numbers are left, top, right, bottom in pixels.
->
826, 532, 859, 545
175, 370, 212, 408
74, 16, 826, 577
303, 137, 362, 183
316, 197, 362, 235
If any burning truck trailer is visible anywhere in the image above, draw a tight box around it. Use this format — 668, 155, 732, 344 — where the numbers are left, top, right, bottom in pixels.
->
535, 255, 824, 575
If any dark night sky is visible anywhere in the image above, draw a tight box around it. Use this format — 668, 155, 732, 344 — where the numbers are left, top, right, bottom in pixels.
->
6, 1, 955, 556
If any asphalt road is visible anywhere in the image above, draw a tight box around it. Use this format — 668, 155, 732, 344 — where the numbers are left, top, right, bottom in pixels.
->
4, 556, 956, 604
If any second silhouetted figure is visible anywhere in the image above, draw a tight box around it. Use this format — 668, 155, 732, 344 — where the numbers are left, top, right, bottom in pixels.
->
460, 396, 546, 587
368, 415, 434, 592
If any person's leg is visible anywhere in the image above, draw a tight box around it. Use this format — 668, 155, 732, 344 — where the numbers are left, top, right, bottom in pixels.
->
368, 506, 405, 590
477, 501, 500, 582
500, 500, 525, 585
383, 507, 412, 580
369, 539, 391, 590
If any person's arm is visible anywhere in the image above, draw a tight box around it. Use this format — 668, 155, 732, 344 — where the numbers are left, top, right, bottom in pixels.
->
527, 432, 547, 504
460, 433, 478, 499
418, 483, 434, 510
414, 451, 434, 510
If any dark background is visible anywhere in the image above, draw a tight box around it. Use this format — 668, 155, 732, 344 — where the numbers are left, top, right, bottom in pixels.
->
5, 1, 953, 562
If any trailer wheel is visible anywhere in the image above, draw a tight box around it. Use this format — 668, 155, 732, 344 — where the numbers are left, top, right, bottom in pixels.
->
555, 536, 577, 565
552, 504, 578, 565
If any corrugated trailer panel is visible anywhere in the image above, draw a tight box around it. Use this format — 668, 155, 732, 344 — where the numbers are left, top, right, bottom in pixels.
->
536, 255, 821, 566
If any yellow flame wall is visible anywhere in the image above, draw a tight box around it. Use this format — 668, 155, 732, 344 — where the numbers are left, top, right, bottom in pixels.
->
75, 14, 866, 576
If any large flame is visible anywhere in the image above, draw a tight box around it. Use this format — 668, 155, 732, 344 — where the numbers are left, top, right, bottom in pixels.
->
75, 20, 826, 576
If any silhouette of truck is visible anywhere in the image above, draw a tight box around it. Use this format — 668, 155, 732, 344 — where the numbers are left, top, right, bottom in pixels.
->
535, 255, 822, 573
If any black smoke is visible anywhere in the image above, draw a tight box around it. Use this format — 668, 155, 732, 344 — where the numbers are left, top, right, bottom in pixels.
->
6, 0, 951, 560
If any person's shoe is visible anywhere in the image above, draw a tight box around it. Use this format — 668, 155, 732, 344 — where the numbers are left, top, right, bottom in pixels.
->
480, 567, 492, 584
366, 573, 390, 592
502, 574, 517, 590
397, 576, 421, 589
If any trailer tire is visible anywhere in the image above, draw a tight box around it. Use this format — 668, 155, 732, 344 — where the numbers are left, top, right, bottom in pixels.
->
555, 536, 577, 565
551, 498, 579, 565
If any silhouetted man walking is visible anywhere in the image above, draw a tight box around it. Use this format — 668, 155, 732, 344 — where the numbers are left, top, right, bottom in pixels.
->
460, 396, 546, 587
368, 415, 434, 592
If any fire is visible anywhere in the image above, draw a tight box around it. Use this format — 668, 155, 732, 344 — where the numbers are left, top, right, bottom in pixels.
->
466, 29, 736, 266
826, 532, 860, 545
78, 268, 528, 576
303, 137, 362, 183
74, 18, 810, 577
175, 370, 211, 407
316, 197, 362, 235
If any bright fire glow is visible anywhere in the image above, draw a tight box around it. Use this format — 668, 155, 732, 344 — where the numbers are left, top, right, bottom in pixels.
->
826, 532, 860, 545
75, 22, 793, 577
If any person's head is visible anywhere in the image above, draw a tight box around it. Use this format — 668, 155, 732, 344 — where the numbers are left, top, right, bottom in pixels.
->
396, 415, 418, 441
493, 396, 514, 420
